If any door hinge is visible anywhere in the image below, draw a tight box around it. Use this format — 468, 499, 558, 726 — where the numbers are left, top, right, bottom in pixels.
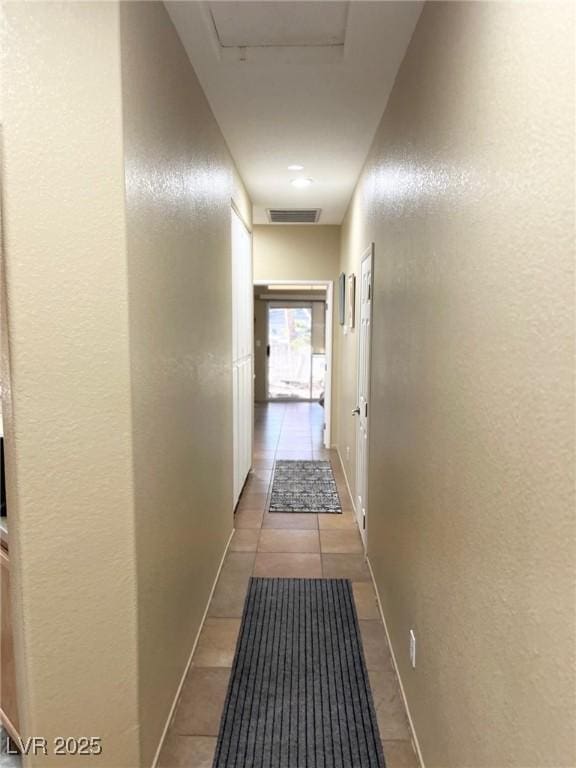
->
364, 402, 368, 418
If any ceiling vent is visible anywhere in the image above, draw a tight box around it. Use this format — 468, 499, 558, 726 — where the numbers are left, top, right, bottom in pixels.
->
267, 209, 321, 224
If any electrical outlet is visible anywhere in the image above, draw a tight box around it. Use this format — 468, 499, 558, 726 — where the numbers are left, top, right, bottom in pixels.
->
409, 630, 416, 668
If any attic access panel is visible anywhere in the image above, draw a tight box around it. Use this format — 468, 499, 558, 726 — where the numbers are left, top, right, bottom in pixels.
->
209, 1, 349, 48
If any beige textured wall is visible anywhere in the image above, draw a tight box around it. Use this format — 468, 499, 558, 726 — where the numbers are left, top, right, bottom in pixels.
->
1, 3, 140, 764
254, 225, 340, 283
253, 225, 340, 440
337, 3, 576, 767
2, 2, 251, 765
119, 3, 251, 763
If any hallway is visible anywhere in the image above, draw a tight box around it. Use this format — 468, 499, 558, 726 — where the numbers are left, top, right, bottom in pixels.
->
159, 404, 418, 768
2, 2, 574, 766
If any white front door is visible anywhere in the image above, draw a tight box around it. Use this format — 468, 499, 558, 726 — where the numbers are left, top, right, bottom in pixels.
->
355, 244, 374, 547
266, 303, 313, 400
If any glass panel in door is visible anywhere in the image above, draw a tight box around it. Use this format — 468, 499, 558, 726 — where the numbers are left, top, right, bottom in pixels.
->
267, 304, 312, 400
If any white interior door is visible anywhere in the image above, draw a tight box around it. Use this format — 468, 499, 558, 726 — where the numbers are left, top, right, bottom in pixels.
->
232, 208, 253, 506
354, 244, 374, 546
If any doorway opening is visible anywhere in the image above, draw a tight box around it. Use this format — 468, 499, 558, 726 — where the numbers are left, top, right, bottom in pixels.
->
254, 280, 333, 448
267, 302, 326, 401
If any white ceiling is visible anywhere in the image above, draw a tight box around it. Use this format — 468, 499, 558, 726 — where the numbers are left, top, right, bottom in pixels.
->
166, 1, 423, 224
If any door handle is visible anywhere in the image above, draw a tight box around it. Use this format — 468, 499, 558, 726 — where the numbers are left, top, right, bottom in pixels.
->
352, 407, 360, 416
266, 344, 270, 358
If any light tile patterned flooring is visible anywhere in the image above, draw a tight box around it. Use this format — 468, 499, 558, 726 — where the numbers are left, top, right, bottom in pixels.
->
159, 403, 419, 768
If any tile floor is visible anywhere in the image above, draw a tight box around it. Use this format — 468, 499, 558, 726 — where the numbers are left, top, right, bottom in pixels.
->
159, 403, 419, 768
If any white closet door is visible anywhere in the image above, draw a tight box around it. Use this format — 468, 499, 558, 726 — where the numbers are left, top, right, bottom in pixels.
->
231, 228, 239, 363
232, 363, 239, 503
241, 359, 252, 481
231, 208, 253, 507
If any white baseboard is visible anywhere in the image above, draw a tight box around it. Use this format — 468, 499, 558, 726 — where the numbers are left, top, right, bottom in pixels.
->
151, 527, 235, 768
335, 446, 424, 767
365, 556, 425, 768
335, 446, 357, 516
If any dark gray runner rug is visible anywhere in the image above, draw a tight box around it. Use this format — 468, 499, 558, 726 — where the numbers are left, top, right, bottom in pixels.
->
268, 460, 342, 514
213, 578, 385, 768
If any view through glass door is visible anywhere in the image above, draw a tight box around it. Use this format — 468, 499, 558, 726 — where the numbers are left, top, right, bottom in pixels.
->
267, 302, 325, 400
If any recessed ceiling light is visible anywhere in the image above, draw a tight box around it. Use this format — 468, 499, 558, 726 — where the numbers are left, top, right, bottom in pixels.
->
291, 177, 314, 189
288, 164, 304, 171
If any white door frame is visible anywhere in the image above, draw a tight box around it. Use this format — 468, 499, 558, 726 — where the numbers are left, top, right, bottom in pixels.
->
254, 279, 333, 449
354, 244, 374, 548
